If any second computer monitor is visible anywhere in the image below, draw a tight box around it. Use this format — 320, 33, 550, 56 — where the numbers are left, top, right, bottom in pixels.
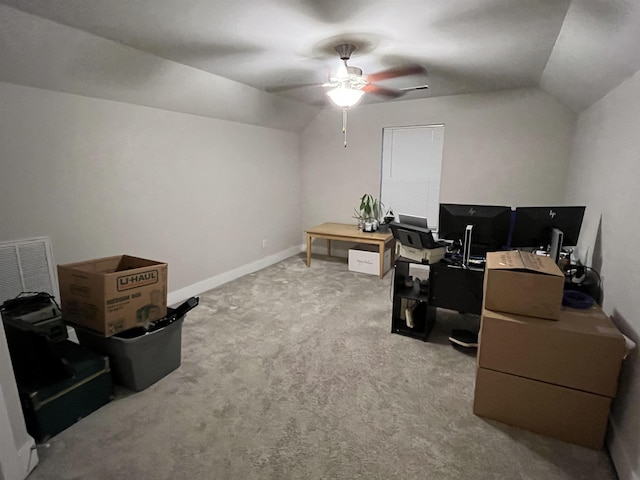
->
511, 206, 585, 248
438, 203, 512, 254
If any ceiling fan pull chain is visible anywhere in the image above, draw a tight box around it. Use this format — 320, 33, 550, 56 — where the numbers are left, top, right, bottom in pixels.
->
343, 107, 348, 147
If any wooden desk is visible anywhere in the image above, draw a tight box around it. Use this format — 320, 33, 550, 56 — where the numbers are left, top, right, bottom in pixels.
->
305, 222, 395, 278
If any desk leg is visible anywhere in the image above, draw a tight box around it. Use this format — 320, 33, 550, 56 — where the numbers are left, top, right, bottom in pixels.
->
306, 234, 311, 267
327, 239, 332, 257
390, 239, 396, 268
379, 241, 385, 279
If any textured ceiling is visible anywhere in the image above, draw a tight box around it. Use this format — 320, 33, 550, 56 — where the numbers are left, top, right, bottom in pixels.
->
1, 0, 639, 111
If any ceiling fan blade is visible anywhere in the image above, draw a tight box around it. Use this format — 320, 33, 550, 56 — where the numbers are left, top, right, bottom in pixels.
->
362, 84, 405, 98
366, 65, 426, 83
399, 84, 430, 92
265, 82, 324, 93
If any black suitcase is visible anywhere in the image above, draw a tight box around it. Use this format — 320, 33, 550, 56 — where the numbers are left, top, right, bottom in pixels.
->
18, 340, 113, 443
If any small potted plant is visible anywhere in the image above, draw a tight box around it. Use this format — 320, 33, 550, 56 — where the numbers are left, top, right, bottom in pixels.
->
355, 194, 382, 232
352, 208, 365, 231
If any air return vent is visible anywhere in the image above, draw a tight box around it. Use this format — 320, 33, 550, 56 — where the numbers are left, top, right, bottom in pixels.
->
0, 237, 59, 304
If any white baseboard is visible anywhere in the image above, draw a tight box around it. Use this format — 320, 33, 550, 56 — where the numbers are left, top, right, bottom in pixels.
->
17, 437, 38, 479
0, 432, 37, 480
167, 244, 304, 306
607, 420, 639, 480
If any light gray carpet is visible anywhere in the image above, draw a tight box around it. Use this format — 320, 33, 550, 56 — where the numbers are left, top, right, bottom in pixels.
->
28, 254, 617, 479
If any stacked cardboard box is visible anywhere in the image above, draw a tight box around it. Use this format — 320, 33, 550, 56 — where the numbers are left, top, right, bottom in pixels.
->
482, 249, 565, 319
58, 255, 168, 337
473, 250, 626, 449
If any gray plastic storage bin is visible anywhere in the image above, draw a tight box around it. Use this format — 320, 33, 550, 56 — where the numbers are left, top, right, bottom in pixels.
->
75, 313, 183, 392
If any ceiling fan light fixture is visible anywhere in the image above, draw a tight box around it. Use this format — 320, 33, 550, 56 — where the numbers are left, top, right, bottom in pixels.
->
336, 62, 349, 79
327, 86, 364, 107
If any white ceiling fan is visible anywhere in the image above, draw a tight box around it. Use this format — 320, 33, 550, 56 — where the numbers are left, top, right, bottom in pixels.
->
268, 43, 428, 146
323, 43, 428, 107
318, 43, 428, 146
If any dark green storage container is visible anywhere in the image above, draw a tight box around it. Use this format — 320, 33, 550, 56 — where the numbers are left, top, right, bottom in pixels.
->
18, 340, 113, 443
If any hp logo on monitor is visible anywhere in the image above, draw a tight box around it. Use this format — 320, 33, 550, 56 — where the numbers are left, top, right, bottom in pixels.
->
548, 209, 557, 218
468, 208, 476, 215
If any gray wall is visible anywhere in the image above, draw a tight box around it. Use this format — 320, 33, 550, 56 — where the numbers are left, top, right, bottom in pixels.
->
565, 70, 640, 480
300, 88, 575, 233
0, 81, 303, 298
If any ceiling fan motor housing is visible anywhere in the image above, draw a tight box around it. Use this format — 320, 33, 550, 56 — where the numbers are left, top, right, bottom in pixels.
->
335, 44, 357, 61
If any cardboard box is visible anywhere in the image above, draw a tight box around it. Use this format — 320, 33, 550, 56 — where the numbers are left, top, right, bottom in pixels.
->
478, 306, 626, 397
484, 250, 564, 320
474, 367, 611, 449
58, 255, 167, 337
348, 244, 391, 275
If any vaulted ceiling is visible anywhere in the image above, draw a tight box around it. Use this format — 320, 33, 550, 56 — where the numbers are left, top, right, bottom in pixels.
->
1, 0, 639, 113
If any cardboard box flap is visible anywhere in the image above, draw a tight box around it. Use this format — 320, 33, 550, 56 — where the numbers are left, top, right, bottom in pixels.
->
481, 307, 626, 342
61, 256, 128, 275
60, 255, 167, 275
486, 250, 563, 278
117, 255, 164, 271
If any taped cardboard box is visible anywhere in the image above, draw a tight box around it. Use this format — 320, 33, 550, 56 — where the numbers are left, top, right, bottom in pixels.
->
474, 367, 611, 449
478, 305, 626, 397
484, 250, 564, 320
58, 255, 167, 337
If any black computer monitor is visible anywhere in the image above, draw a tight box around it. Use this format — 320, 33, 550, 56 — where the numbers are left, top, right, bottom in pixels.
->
438, 204, 512, 265
511, 206, 585, 263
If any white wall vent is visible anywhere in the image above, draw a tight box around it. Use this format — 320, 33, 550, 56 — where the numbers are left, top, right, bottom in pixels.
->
0, 237, 59, 305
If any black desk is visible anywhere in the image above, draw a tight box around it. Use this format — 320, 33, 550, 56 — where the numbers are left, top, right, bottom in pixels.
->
428, 262, 484, 315
390, 257, 486, 341
390, 258, 436, 341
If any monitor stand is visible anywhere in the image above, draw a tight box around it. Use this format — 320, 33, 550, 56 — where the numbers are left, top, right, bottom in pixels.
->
462, 224, 473, 269
549, 228, 564, 265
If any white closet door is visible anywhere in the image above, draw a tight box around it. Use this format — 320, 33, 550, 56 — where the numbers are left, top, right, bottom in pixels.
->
380, 125, 444, 231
